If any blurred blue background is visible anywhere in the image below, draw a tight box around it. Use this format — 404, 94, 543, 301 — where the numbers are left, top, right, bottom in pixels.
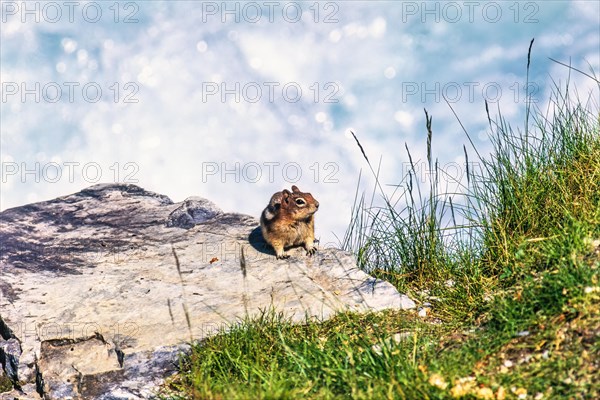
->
1, 1, 599, 245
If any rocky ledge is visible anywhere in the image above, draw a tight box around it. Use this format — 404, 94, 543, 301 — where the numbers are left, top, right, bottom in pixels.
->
0, 184, 414, 399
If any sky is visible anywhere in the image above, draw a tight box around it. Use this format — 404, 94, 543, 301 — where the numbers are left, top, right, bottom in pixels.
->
1, 1, 599, 246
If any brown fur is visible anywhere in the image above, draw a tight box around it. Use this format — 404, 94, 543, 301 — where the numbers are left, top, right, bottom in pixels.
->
260, 185, 319, 259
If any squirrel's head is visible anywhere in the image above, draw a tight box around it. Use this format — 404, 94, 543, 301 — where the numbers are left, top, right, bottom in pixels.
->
281, 185, 319, 220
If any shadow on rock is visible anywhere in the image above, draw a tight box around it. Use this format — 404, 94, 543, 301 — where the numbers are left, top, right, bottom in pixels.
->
247, 227, 275, 257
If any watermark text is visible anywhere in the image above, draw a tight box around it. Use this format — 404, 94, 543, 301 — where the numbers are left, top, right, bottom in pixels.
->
1, 1, 139, 23
1, 162, 140, 184
2, 82, 139, 104
201, 162, 339, 184
201, 81, 339, 104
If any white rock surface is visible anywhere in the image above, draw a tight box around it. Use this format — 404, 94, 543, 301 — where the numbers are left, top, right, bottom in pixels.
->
0, 184, 414, 399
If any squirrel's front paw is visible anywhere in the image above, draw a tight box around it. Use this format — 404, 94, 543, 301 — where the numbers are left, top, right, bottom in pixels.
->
276, 252, 290, 260
305, 246, 318, 256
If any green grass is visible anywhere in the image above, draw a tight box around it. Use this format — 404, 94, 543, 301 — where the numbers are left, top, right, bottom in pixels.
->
0, 374, 12, 393
160, 54, 600, 399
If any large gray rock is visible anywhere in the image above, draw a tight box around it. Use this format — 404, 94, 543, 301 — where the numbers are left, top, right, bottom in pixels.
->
0, 184, 414, 399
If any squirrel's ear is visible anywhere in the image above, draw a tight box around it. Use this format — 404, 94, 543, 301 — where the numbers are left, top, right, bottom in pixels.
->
291, 185, 300, 193
282, 189, 291, 198
269, 192, 283, 206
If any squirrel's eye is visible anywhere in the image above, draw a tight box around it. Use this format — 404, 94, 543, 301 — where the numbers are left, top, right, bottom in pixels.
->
295, 198, 306, 206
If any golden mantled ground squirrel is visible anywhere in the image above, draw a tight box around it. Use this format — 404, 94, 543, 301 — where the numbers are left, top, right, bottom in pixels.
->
260, 185, 319, 259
